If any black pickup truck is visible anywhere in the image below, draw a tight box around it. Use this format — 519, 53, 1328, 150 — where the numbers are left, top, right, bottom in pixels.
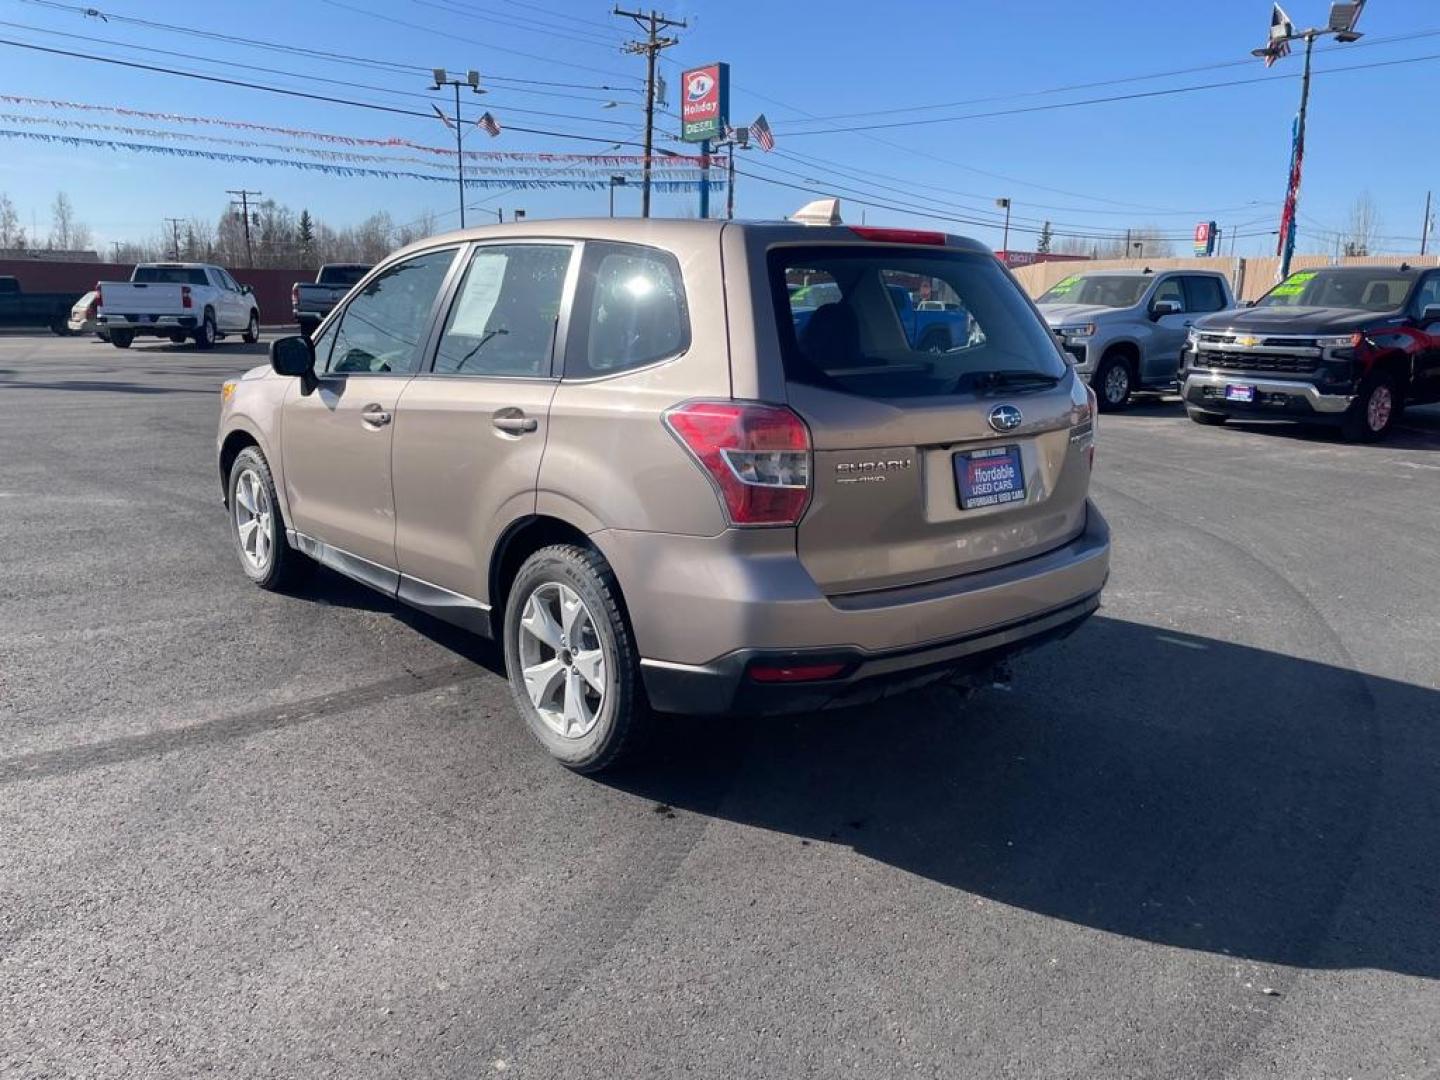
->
0, 275, 84, 334
1182, 264, 1440, 441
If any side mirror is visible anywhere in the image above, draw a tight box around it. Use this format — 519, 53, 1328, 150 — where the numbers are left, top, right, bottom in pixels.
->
1150, 298, 1183, 319
240, 284, 253, 295
1421, 304, 1440, 324
270, 334, 317, 395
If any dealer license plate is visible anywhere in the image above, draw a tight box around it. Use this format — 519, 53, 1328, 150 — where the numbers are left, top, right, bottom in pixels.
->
955, 445, 1026, 509
1225, 384, 1256, 402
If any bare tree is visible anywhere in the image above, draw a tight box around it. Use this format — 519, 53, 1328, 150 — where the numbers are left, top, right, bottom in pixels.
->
1343, 191, 1381, 256
49, 192, 78, 249
0, 192, 21, 249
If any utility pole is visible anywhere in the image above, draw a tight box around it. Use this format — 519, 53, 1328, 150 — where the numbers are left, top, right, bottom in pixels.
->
615, 7, 685, 218
431, 69, 484, 229
1254, 2, 1366, 280
164, 217, 183, 260
722, 127, 748, 220
996, 197, 1012, 258
1421, 190, 1433, 256
226, 189, 261, 267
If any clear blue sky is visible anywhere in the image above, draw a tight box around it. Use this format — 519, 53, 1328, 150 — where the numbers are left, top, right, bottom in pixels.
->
1, 0, 1436, 257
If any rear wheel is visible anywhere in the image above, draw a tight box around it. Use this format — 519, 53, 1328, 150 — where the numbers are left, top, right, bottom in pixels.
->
1093, 353, 1133, 411
503, 544, 646, 773
110, 330, 133, 349
193, 309, 216, 350
49, 316, 70, 336
1187, 407, 1229, 426
228, 446, 311, 591
1341, 373, 1399, 442
242, 310, 260, 344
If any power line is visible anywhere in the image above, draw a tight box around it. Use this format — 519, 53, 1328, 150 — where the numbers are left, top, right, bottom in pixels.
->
777, 50, 1440, 136
320, 0, 641, 83
18, 0, 637, 94
0, 38, 655, 149
406, 0, 630, 51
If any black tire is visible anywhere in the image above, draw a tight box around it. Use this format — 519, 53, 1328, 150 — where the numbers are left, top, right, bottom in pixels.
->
502, 544, 647, 773
1341, 372, 1399, 443
918, 329, 950, 355
50, 317, 70, 336
169, 333, 188, 345
227, 446, 312, 591
194, 308, 217, 350
242, 310, 260, 344
1093, 352, 1134, 412
1187, 407, 1229, 426
110, 330, 133, 349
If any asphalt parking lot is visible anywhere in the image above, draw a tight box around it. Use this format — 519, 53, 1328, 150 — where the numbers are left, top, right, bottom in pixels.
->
3, 331, 1438, 1079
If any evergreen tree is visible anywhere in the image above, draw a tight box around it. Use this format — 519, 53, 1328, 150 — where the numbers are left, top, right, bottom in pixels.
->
298, 209, 316, 268
1037, 220, 1053, 255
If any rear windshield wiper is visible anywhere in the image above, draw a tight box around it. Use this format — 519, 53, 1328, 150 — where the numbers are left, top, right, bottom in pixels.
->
967, 369, 1063, 389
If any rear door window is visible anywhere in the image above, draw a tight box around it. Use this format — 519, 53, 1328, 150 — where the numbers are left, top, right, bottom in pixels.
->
770, 246, 1062, 398
1183, 275, 1227, 313
564, 242, 689, 378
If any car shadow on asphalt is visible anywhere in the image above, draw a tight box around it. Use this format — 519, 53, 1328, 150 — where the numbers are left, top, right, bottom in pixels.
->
1110, 397, 1440, 452
601, 615, 1440, 980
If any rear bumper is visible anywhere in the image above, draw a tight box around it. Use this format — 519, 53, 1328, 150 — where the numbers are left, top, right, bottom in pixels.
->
595, 503, 1110, 717
100, 315, 198, 334
1183, 372, 1354, 418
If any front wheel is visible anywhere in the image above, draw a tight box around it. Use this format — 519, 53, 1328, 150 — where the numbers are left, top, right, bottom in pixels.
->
193, 309, 216, 350
110, 330, 133, 349
228, 446, 311, 591
1093, 354, 1133, 412
1341, 373, 1399, 442
242, 310, 260, 344
502, 545, 647, 773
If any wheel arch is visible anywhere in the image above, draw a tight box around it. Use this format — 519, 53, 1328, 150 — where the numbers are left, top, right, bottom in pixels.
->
488, 514, 598, 635
1101, 339, 1141, 371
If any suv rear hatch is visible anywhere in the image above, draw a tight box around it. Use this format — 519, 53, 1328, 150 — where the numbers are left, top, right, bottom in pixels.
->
765, 234, 1093, 595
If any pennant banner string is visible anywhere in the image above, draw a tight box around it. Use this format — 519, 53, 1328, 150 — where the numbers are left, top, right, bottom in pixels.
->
0, 128, 725, 192
0, 94, 723, 166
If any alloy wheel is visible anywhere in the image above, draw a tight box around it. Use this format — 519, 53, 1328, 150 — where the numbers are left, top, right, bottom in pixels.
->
1367, 384, 1393, 433
233, 468, 273, 571
516, 581, 607, 740
1104, 362, 1130, 404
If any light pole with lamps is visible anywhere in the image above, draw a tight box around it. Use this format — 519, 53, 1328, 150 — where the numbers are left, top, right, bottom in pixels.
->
430, 68, 483, 229
995, 197, 1012, 260
1253, 2, 1366, 279
609, 175, 627, 217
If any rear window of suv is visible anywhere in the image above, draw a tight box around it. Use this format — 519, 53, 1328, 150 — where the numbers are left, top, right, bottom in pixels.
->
770, 246, 1065, 398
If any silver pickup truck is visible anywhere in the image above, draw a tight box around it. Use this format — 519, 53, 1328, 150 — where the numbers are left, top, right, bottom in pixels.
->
1037, 268, 1235, 410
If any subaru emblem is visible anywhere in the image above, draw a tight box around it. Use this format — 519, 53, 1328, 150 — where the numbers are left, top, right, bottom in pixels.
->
988, 404, 1023, 433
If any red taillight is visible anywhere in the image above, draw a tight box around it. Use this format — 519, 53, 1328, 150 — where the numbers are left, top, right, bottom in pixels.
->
663, 400, 812, 526
849, 226, 947, 246
749, 661, 848, 683
291, 284, 300, 305
95, 283, 103, 307
87, 298, 97, 318
181, 285, 192, 309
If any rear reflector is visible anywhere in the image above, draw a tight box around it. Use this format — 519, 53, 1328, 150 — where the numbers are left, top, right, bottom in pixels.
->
663, 400, 812, 526
748, 661, 848, 684
849, 226, 947, 246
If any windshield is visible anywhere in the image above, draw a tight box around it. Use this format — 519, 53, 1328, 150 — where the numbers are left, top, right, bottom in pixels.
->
134, 267, 208, 286
770, 246, 1065, 400
1256, 270, 1415, 312
1038, 274, 1150, 308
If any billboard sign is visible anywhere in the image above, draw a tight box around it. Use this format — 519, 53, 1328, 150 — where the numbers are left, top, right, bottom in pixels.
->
1193, 220, 1218, 256
680, 62, 729, 143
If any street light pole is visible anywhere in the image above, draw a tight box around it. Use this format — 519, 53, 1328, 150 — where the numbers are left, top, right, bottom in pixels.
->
609, 175, 626, 217
1256, 3, 1366, 279
996, 197, 1012, 259
431, 69, 483, 229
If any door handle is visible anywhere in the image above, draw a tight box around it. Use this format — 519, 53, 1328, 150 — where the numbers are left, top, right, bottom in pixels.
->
361, 404, 392, 427
493, 413, 539, 434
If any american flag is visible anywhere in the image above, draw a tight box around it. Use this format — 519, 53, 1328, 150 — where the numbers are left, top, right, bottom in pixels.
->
431, 103, 454, 131
478, 112, 501, 137
1265, 3, 1293, 67
751, 113, 775, 152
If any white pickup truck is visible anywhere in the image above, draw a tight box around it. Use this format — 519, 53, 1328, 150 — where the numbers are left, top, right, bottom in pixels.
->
98, 263, 260, 350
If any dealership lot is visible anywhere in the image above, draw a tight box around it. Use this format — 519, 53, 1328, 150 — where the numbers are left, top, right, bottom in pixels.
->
2, 333, 1438, 1078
